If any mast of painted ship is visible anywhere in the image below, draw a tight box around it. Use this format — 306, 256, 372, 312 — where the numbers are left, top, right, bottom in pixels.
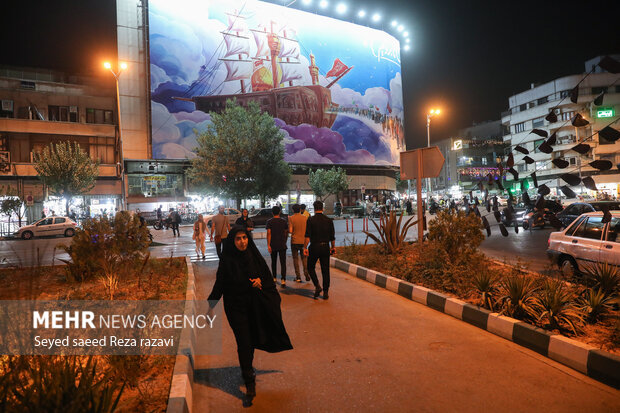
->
220, 11, 252, 93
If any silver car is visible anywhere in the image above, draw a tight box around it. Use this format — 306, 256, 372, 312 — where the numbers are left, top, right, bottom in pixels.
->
14, 216, 78, 240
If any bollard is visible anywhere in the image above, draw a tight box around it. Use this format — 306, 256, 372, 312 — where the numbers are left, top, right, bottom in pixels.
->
346, 218, 349, 232
351, 218, 354, 232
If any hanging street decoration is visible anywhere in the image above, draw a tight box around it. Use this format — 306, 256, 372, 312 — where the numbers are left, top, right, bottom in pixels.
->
547, 132, 557, 145
531, 172, 538, 188
514, 145, 529, 154
569, 85, 579, 103
531, 129, 548, 137
508, 167, 519, 180
551, 158, 569, 169
537, 140, 553, 154
545, 111, 558, 123
560, 173, 581, 186
559, 185, 576, 198
589, 160, 613, 171
537, 184, 550, 196
598, 55, 620, 74
582, 176, 598, 191
571, 143, 591, 154
599, 126, 620, 143
523, 156, 535, 164
571, 113, 589, 127
593, 92, 605, 106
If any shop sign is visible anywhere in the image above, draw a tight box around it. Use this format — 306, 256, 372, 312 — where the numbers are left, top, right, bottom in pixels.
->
596, 107, 614, 118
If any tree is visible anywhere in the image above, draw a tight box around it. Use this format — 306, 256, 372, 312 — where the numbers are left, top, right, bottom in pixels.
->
189, 100, 291, 208
0, 185, 25, 226
395, 171, 409, 193
33, 141, 99, 216
307, 167, 349, 201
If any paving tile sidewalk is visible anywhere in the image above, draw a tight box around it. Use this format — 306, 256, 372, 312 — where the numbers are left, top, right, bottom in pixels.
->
191, 257, 619, 413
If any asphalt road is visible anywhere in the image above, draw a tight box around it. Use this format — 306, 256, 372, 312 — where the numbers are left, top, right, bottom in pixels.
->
192, 259, 620, 412
0, 216, 557, 272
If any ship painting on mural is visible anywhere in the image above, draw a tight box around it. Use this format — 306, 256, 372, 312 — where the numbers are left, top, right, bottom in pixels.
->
149, 0, 404, 165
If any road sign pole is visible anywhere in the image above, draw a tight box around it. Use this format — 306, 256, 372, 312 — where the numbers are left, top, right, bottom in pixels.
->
417, 149, 424, 243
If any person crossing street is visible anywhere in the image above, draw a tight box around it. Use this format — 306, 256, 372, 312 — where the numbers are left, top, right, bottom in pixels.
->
288, 204, 309, 283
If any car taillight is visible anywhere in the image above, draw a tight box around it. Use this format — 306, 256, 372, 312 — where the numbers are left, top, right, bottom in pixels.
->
72, 222, 77, 226
548, 238, 551, 248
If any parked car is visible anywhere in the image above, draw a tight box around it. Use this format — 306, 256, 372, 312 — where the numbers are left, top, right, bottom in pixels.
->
14, 216, 78, 240
547, 211, 620, 277
203, 208, 242, 228
249, 208, 289, 227
555, 201, 620, 228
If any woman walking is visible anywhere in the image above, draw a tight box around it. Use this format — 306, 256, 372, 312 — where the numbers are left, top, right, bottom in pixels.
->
234, 208, 254, 233
193, 214, 207, 259
208, 227, 292, 400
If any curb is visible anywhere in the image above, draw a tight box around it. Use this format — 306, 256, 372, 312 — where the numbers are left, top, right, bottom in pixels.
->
166, 256, 198, 413
330, 257, 620, 389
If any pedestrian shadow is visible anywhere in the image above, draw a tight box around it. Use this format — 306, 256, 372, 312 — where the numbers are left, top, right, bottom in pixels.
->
194, 366, 281, 406
277, 285, 316, 299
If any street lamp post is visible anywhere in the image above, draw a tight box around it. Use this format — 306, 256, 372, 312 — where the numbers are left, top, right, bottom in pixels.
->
426, 109, 441, 198
104, 61, 127, 210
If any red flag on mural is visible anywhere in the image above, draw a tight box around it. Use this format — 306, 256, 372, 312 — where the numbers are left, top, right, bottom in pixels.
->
387, 102, 392, 113
326, 59, 349, 77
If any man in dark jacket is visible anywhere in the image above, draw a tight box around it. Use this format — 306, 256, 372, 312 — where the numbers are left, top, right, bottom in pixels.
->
169, 207, 181, 237
303, 200, 336, 299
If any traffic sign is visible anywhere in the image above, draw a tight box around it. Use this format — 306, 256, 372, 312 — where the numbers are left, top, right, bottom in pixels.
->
399, 147, 445, 179
25, 194, 34, 206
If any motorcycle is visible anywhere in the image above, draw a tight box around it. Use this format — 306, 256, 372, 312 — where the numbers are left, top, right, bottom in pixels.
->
152, 217, 170, 230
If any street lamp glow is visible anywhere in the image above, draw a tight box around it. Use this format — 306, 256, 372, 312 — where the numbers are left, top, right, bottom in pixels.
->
103, 62, 112, 69
302, 0, 312, 4
391, 20, 397, 27
120, 62, 128, 70
372, 13, 381, 22
319, 0, 328, 9
406, 38, 410, 43
336, 3, 347, 14
404, 44, 410, 51
358, 10, 366, 18
403, 31, 409, 37
397, 25, 404, 32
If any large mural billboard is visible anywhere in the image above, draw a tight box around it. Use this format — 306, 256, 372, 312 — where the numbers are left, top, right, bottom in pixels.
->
149, 0, 404, 165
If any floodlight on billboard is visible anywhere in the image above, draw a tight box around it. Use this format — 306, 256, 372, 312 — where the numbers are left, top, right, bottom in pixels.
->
148, 0, 404, 166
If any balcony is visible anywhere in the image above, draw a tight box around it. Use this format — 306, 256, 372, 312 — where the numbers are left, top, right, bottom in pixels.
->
0, 118, 115, 137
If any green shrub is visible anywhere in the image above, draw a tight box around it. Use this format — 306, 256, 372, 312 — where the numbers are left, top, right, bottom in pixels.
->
583, 262, 620, 297
1, 356, 124, 412
427, 210, 484, 265
579, 288, 613, 323
470, 270, 500, 311
536, 279, 583, 335
61, 212, 150, 285
499, 275, 540, 321
364, 211, 417, 254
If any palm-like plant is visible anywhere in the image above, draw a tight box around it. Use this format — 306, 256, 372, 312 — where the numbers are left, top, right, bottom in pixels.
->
470, 271, 499, 311
499, 275, 540, 320
537, 279, 583, 335
583, 262, 620, 297
363, 211, 418, 254
579, 288, 613, 323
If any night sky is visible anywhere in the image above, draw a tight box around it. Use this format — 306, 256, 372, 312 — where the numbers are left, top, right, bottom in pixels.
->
2, 0, 619, 149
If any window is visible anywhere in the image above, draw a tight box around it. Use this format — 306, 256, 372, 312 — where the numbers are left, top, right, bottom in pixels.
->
519, 103, 527, 112
561, 111, 575, 121
89, 136, 115, 164
537, 96, 548, 105
592, 87, 607, 95
517, 164, 528, 172
568, 157, 577, 166
514, 122, 525, 133
54, 218, 66, 224
535, 161, 547, 170
534, 139, 545, 152
607, 218, 620, 243
481, 157, 488, 165
566, 216, 586, 236
37, 218, 54, 226
48, 105, 70, 122
560, 90, 571, 99
532, 117, 545, 128
528, 101, 537, 109
86, 108, 114, 124
572, 217, 605, 240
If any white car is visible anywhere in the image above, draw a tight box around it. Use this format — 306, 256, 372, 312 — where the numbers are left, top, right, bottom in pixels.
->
547, 211, 620, 277
203, 208, 242, 228
14, 216, 78, 240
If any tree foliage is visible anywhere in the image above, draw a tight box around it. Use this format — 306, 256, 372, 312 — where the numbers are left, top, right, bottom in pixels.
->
395, 171, 409, 193
33, 141, 99, 215
0, 185, 25, 226
189, 100, 291, 207
307, 167, 349, 201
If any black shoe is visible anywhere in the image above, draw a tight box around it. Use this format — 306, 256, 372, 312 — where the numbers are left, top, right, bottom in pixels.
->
246, 382, 256, 398
314, 287, 322, 299
202, 255, 206, 260
323, 293, 329, 300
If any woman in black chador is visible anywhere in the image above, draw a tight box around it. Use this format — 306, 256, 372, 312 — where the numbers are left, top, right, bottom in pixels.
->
208, 227, 293, 398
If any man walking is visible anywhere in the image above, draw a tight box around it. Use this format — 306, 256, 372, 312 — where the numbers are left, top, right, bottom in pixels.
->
267, 206, 288, 286
300, 204, 310, 218
288, 204, 309, 283
210, 205, 230, 258
169, 207, 182, 237
303, 200, 336, 299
